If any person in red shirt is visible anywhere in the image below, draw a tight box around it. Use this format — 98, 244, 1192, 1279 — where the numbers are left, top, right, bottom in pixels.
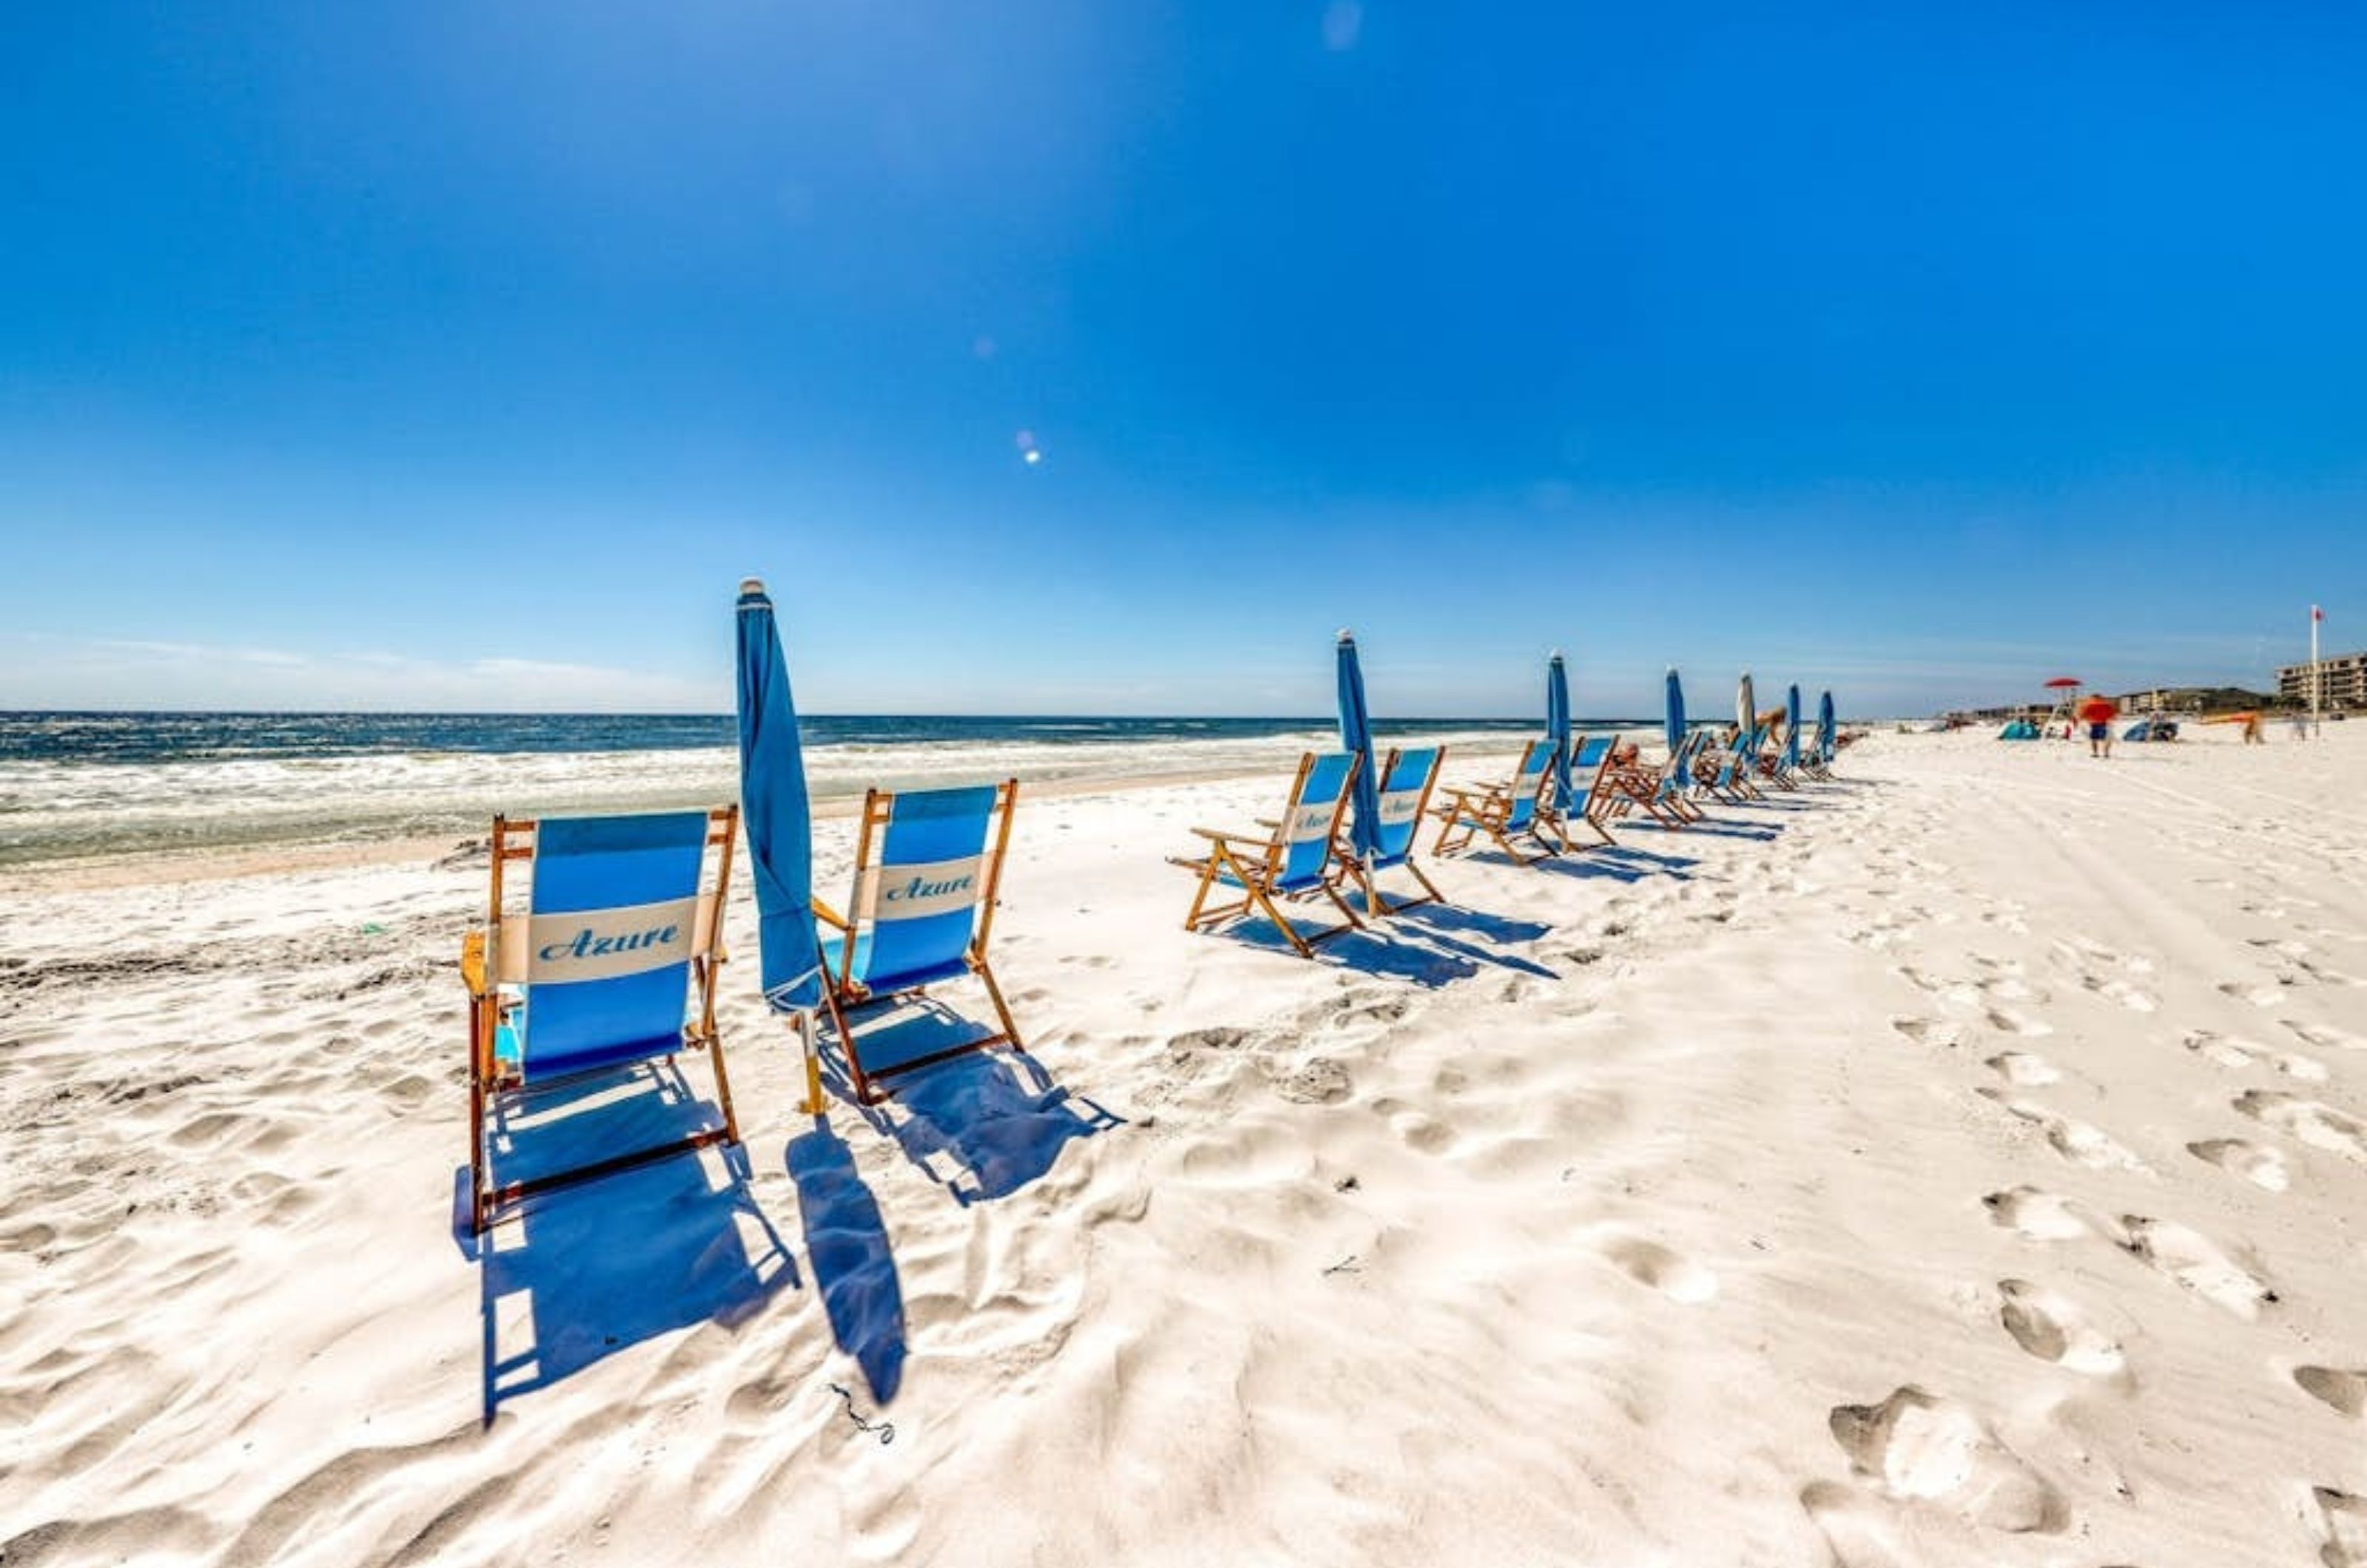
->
2077, 695, 2119, 758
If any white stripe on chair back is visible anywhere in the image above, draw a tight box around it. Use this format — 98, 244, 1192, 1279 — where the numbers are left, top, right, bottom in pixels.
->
1286, 802, 1335, 844
521, 895, 703, 985
854, 854, 987, 923
1377, 786, 1423, 827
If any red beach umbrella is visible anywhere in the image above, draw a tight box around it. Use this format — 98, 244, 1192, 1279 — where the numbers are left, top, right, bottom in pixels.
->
2043, 677, 2081, 690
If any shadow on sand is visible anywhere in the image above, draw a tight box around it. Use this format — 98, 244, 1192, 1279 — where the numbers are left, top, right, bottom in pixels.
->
465, 1064, 797, 1424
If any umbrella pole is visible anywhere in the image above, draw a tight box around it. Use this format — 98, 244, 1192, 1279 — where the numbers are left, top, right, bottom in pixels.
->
797, 1010, 826, 1118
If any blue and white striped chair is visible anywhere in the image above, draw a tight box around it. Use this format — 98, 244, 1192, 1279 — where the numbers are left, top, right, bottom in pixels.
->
462, 807, 741, 1232
813, 780, 1024, 1104
1336, 744, 1448, 913
1559, 733, 1623, 847
1430, 738, 1564, 863
1172, 751, 1365, 958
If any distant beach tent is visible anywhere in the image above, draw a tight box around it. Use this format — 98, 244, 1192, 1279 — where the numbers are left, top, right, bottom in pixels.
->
1547, 652, 1576, 811
735, 576, 828, 1113
1336, 631, 1382, 867
1999, 720, 2042, 740
1665, 668, 1686, 756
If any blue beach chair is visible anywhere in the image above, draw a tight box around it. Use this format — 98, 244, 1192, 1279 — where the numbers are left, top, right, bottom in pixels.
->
1696, 726, 1765, 803
1601, 730, 1706, 828
1431, 738, 1564, 863
1560, 734, 1622, 847
813, 780, 1025, 1104
1334, 744, 1448, 913
1172, 751, 1365, 958
462, 807, 742, 1233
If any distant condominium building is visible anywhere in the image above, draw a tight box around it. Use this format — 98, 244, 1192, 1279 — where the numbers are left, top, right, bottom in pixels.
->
2278, 651, 2367, 710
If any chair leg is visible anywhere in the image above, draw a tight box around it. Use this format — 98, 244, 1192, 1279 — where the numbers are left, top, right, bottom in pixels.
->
973, 953, 1026, 1052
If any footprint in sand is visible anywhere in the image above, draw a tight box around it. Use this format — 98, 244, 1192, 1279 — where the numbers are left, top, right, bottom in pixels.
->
2295, 1367, 2367, 1418
2184, 1030, 2260, 1070
2119, 1216, 2273, 1319
1985, 1052, 2060, 1087
1596, 1235, 1719, 1304
1982, 1186, 2105, 1243
1797, 1481, 1911, 1568
1891, 1016, 1964, 1050
1996, 1280, 2126, 1376
2319, 1488, 2367, 1567
1984, 1095, 2148, 1172
1985, 1007, 2052, 1038
2187, 1138, 2292, 1192
1826, 1386, 2066, 1534
2285, 1019, 2367, 1053
2274, 1053, 2332, 1084
2217, 979, 2287, 1009
2235, 1090, 2367, 1163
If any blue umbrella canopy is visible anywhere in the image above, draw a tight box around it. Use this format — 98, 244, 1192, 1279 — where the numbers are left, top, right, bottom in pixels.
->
1664, 668, 1686, 757
735, 578, 821, 1016
1783, 683, 1803, 770
1818, 690, 1837, 753
1547, 652, 1576, 808
1337, 630, 1380, 861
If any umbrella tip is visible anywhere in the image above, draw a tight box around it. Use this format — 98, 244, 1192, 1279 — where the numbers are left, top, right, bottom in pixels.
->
739, 576, 767, 597
1336, 627, 1354, 643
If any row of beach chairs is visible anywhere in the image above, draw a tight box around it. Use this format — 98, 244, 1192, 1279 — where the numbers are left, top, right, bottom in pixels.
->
462, 725, 1837, 1230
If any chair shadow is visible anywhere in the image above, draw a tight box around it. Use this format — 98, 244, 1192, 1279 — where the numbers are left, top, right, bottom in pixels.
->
1382, 900, 1550, 945
845, 1043, 1125, 1206
465, 1064, 798, 1425
786, 1120, 908, 1405
1537, 845, 1701, 883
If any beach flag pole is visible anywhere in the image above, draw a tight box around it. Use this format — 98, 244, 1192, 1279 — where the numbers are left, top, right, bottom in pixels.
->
2311, 604, 2323, 738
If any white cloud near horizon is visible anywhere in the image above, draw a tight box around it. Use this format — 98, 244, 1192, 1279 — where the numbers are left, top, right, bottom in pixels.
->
0, 634, 723, 712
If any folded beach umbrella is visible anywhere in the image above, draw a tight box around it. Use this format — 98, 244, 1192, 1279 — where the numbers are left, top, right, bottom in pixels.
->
1547, 652, 1576, 810
1337, 630, 1381, 864
1736, 671, 1756, 738
1664, 668, 1686, 757
1818, 690, 1836, 755
735, 577, 827, 1113
1783, 683, 1803, 771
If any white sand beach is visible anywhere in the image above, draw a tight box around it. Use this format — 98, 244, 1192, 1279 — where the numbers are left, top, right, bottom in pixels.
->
5, 727, 2366, 1567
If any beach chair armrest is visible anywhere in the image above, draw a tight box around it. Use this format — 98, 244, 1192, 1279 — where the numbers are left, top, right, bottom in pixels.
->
461, 930, 489, 996
811, 899, 852, 933
1189, 825, 1270, 847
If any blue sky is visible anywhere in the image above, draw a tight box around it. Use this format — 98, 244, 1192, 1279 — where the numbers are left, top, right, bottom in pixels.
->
3, 2, 2360, 716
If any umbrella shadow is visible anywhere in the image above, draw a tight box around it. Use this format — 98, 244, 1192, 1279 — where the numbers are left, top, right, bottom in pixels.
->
466, 1067, 797, 1424
848, 1048, 1124, 1206
785, 1119, 907, 1404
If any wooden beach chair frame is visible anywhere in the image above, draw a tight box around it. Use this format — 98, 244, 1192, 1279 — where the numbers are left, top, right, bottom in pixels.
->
1331, 744, 1448, 914
1602, 731, 1703, 828
461, 806, 743, 1234
1172, 751, 1366, 959
812, 779, 1025, 1106
1560, 733, 1622, 847
1431, 739, 1566, 864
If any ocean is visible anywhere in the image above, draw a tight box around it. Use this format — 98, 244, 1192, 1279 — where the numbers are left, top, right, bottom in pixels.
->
0, 712, 1653, 866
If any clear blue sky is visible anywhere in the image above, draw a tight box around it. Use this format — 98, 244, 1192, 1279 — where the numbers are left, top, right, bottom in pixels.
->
3, 3, 2360, 716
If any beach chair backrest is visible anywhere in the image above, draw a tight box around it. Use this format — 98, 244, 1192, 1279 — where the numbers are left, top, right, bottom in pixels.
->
1372, 746, 1441, 862
1570, 734, 1614, 797
504, 811, 715, 1078
1280, 751, 1357, 886
1505, 740, 1550, 831
848, 783, 1010, 984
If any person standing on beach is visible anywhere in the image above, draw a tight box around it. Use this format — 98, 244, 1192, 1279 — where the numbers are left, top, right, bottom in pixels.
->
2078, 695, 2118, 758
2242, 711, 2265, 745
